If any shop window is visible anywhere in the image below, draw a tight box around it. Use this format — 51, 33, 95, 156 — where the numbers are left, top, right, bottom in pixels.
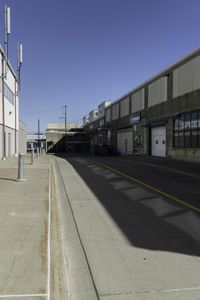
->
179, 114, 185, 147
184, 113, 190, 148
191, 111, 198, 148
173, 119, 179, 147
99, 134, 103, 146
173, 110, 200, 148
107, 130, 111, 145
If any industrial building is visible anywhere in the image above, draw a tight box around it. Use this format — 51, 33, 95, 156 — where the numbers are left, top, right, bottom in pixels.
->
0, 47, 20, 159
46, 123, 89, 153
83, 48, 200, 161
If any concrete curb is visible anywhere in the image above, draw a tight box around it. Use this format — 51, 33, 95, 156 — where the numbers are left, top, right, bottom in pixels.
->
52, 157, 99, 300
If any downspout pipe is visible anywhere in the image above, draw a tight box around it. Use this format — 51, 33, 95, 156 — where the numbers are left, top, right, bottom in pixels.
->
2, 57, 5, 160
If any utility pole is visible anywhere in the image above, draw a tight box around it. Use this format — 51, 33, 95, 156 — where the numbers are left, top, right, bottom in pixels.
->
59, 106, 68, 152
64, 105, 68, 152
38, 119, 40, 148
64, 105, 67, 132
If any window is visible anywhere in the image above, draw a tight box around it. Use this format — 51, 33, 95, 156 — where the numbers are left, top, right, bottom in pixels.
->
4, 83, 14, 105
173, 110, 200, 148
99, 134, 103, 146
107, 130, 111, 145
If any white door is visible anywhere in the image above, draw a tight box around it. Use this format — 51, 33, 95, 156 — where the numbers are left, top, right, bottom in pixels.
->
151, 126, 166, 157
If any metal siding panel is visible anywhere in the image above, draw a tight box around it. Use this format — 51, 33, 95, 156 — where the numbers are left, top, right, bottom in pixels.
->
126, 131, 133, 153
162, 76, 168, 102
117, 129, 133, 154
193, 55, 200, 91
173, 55, 200, 98
105, 108, 111, 122
173, 69, 179, 98
120, 97, 129, 117
148, 77, 167, 107
131, 88, 144, 113
112, 103, 119, 120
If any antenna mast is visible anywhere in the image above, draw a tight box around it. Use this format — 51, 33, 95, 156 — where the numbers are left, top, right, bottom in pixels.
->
17, 43, 23, 91
4, 5, 11, 77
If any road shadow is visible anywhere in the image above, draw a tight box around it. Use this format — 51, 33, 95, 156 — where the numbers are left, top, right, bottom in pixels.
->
56, 153, 200, 257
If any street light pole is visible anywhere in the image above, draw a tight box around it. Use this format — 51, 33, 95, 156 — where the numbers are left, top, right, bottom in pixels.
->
64, 105, 67, 132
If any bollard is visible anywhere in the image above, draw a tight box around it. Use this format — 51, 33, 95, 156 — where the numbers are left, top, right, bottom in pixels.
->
37, 147, 39, 158
17, 153, 26, 182
31, 148, 34, 164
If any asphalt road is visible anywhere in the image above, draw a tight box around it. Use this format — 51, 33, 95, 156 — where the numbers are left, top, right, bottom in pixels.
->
55, 153, 200, 299
85, 155, 200, 211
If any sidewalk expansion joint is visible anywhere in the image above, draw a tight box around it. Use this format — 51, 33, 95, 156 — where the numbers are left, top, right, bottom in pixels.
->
0, 294, 47, 298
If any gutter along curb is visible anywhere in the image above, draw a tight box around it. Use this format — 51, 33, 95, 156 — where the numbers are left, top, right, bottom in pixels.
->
52, 157, 98, 300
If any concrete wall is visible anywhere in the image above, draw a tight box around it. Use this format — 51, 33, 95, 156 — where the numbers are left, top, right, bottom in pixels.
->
0, 50, 19, 159
46, 132, 66, 152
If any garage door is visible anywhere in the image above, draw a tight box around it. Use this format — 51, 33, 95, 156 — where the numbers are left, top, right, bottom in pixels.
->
117, 130, 133, 154
151, 126, 166, 157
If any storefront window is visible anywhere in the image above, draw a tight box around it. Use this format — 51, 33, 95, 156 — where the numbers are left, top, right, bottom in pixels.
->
107, 130, 111, 145
173, 110, 200, 148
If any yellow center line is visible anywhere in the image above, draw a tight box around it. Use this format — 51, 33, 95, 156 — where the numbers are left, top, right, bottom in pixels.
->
92, 161, 200, 214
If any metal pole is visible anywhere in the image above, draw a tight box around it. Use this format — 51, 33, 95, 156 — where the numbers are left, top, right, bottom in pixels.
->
65, 105, 67, 152
4, 5, 7, 59
37, 147, 39, 158
31, 148, 34, 164
64, 105, 67, 132
17, 153, 26, 182
38, 119, 40, 148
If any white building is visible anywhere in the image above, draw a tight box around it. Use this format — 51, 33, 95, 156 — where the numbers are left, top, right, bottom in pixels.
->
0, 47, 19, 159
89, 109, 98, 122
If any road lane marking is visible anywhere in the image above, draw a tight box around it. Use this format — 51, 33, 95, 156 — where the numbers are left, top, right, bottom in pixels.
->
92, 161, 200, 214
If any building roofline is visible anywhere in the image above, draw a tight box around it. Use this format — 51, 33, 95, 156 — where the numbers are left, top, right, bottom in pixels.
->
0, 45, 18, 81
84, 46, 200, 125
110, 46, 200, 105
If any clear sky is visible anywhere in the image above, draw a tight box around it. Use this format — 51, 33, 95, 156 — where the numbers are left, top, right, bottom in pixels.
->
2, 0, 200, 133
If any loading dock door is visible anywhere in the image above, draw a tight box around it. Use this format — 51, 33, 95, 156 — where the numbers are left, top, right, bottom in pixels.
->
117, 131, 133, 154
151, 126, 166, 157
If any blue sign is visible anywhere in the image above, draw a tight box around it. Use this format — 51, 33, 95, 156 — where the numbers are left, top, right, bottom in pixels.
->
130, 112, 141, 125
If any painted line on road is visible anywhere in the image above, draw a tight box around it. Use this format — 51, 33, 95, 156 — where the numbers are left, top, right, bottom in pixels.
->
0, 294, 47, 298
93, 161, 200, 214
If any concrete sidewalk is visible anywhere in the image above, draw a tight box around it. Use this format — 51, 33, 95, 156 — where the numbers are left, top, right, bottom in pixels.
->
0, 155, 50, 300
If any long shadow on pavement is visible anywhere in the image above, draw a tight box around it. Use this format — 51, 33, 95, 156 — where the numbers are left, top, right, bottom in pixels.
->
57, 153, 200, 258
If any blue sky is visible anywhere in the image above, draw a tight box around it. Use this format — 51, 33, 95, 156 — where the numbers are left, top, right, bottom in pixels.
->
2, 0, 200, 132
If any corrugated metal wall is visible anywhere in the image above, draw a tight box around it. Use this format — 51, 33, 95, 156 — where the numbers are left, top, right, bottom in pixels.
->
112, 103, 119, 120
131, 88, 145, 113
173, 55, 200, 98
105, 108, 111, 123
120, 97, 129, 117
99, 119, 104, 126
117, 129, 133, 154
148, 77, 168, 107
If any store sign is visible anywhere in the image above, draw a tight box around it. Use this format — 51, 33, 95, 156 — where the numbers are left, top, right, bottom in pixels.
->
130, 112, 141, 125
174, 118, 200, 131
